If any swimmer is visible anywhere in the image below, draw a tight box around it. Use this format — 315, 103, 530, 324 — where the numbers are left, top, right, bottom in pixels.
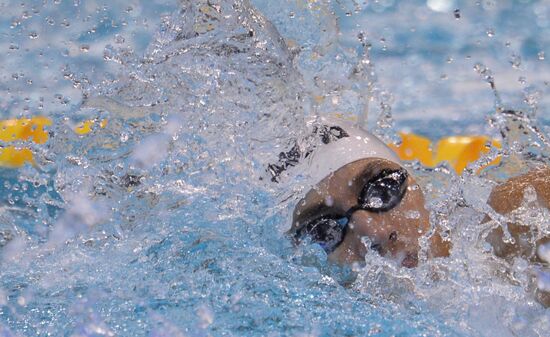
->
270, 116, 549, 305
270, 116, 449, 267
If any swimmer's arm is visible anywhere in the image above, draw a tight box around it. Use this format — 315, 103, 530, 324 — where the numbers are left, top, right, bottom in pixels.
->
484, 166, 550, 262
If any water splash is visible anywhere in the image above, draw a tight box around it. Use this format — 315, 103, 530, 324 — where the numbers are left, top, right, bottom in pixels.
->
0, 0, 549, 336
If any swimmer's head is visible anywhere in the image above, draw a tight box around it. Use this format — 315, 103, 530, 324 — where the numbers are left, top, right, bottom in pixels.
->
275, 117, 440, 267
290, 157, 429, 267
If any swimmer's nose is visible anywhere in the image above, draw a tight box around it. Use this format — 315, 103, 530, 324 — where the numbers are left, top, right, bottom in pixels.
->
348, 211, 421, 267
348, 211, 399, 246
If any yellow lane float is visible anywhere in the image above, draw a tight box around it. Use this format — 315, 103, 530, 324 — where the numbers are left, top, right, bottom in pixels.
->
1, 116, 500, 173
0, 117, 51, 168
0, 116, 106, 167
74, 118, 108, 135
389, 132, 502, 173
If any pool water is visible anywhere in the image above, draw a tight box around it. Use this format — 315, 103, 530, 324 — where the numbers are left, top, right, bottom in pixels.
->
0, 0, 549, 336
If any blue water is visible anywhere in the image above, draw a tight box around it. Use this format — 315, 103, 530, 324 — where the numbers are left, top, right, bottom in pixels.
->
0, 1, 549, 336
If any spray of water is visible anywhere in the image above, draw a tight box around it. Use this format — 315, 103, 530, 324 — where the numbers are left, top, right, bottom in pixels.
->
0, 0, 548, 336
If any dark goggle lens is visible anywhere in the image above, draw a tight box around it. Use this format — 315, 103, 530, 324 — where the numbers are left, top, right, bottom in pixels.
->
359, 169, 408, 212
295, 215, 348, 253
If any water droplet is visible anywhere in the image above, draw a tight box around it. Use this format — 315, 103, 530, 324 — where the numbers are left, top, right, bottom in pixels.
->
446, 56, 453, 63
28, 31, 38, 39
367, 197, 383, 208
453, 9, 460, 19
10, 19, 21, 28
538, 51, 545, 60
288, 11, 295, 18
80, 45, 90, 53
538, 271, 550, 291
486, 28, 494, 37
509, 54, 521, 69
518, 76, 526, 85
17, 296, 26, 306
114, 34, 125, 44
405, 210, 420, 219
440, 74, 448, 80
120, 132, 129, 142
538, 243, 550, 263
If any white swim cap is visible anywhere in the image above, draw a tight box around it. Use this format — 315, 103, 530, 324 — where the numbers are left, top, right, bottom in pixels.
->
305, 116, 400, 183
268, 116, 400, 187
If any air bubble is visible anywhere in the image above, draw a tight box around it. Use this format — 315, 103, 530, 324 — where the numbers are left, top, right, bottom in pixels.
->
28, 32, 39, 39
538, 51, 545, 60
486, 28, 494, 37
509, 54, 521, 69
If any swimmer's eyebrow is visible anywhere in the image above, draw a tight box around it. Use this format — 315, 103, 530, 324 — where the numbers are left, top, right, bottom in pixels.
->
356, 163, 408, 187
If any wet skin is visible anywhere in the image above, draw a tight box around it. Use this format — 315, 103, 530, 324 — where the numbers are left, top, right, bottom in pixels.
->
291, 158, 450, 267
484, 166, 550, 262
483, 166, 550, 306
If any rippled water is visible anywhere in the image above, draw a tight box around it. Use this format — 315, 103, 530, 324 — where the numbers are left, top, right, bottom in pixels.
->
0, 0, 549, 336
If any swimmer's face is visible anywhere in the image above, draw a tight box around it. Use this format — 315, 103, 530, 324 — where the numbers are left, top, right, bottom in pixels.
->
291, 158, 430, 268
